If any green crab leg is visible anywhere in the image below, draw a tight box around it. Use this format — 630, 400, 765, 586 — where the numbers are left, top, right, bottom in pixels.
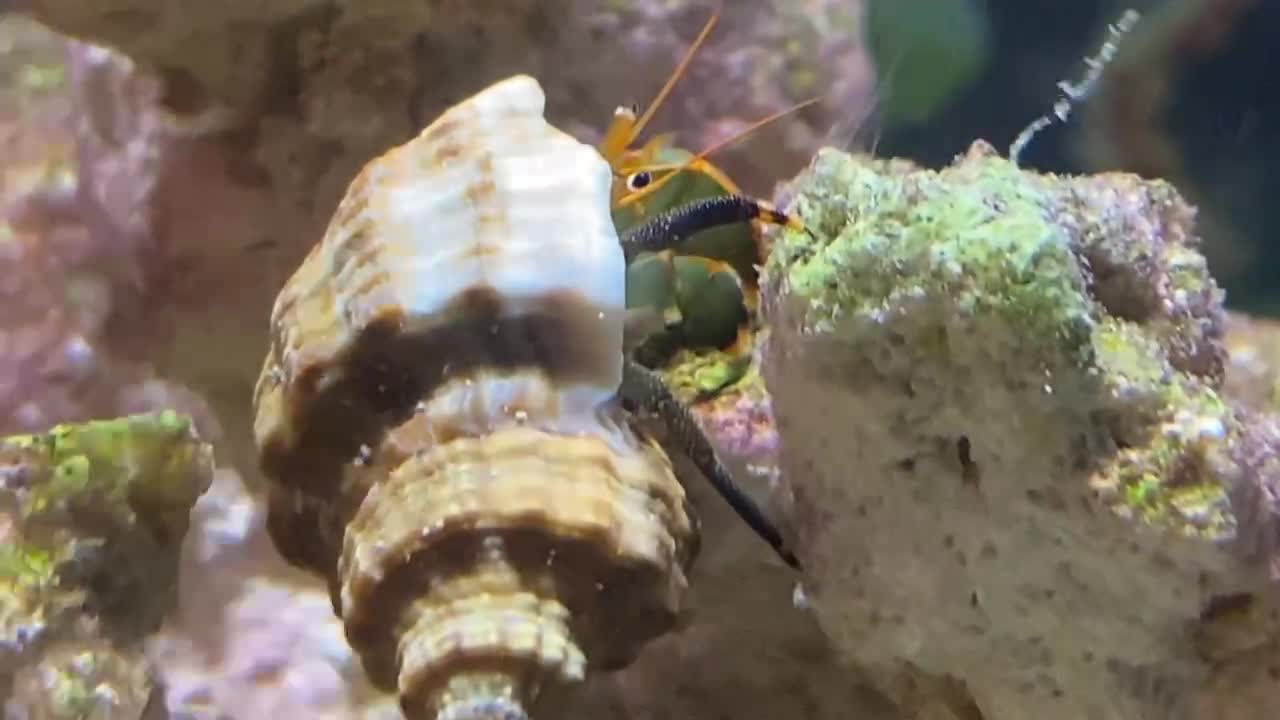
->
620, 358, 800, 570
619, 194, 794, 264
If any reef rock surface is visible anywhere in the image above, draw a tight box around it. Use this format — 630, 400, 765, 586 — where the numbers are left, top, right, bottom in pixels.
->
0, 411, 213, 719
763, 141, 1279, 720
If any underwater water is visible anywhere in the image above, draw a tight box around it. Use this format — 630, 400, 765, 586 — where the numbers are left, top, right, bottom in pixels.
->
1, 1, 1277, 719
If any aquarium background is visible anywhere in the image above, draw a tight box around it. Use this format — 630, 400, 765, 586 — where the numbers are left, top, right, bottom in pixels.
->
873, 0, 1278, 314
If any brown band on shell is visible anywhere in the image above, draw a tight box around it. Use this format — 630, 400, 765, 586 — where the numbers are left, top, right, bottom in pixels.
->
264, 483, 348, 578
256, 285, 621, 489
336, 426, 693, 685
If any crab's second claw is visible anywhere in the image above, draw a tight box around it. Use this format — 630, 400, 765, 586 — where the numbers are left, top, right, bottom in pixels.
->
620, 358, 802, 570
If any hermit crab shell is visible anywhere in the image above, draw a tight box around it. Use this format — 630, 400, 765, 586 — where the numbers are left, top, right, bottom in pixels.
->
251, 75, 699, 719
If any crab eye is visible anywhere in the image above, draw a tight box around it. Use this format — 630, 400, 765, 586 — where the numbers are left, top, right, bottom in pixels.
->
626, 171, 652, 191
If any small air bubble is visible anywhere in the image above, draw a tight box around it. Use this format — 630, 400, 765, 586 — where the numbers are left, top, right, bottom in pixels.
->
792, 582, 811, 610
354, 444, 373, 466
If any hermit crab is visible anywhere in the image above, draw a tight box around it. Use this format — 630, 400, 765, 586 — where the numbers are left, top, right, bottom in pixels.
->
252, 73, 797, 720
600, 9, 817, 389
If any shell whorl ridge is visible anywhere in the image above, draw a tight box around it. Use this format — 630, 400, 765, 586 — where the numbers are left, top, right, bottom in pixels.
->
252, 75, 699, 719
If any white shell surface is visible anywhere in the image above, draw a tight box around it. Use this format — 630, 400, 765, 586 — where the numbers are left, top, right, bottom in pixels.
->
315, 74, 625, 402
371, 75, 622, 315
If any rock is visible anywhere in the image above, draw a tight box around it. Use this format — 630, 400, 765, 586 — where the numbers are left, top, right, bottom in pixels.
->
762, 141, 1279, 719
0, 15, 224, 441
0, 411, 214, 718
1223, 312, 1280, 414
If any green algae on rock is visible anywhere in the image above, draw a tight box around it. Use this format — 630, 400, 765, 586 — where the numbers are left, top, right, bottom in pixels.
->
772, 141, 1096, 371
3, 410, 213, 548
1087, 317, 1236, 538
1, 411, 213, 718
653, 335, 782, 464
762, 141, 1277, 720
658, 346, 755, 405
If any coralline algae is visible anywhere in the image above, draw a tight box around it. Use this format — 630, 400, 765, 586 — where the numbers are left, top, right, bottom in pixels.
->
1, 412, 213, 719
763, 141, 1278, 720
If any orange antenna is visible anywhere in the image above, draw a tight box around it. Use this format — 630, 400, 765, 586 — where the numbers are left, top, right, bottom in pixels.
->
619, 93, 825, 208
683, 95, 823, 167
629, 7, 721, 146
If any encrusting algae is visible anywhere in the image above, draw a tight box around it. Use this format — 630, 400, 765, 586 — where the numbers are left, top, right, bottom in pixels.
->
769, 141, 1237, 539
762, 141, 1279, 720
1, 411, 213, 718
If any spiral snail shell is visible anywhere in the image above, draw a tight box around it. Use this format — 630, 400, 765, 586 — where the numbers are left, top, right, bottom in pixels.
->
252, 75, 700, 719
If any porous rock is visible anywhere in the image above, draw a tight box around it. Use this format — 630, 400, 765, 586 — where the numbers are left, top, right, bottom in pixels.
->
763, 141, 1279, 719
1222, 312, 1280, 414
0, 411, 214, 718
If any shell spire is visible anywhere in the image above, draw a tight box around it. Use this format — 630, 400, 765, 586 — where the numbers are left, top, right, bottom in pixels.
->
252, 75, 699, 719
